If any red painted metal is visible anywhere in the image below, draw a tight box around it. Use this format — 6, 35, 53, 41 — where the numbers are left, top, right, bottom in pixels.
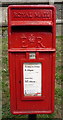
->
8, 5, 56, 115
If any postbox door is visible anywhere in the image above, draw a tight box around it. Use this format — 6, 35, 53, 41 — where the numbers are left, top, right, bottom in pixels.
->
9, 51, 55, 113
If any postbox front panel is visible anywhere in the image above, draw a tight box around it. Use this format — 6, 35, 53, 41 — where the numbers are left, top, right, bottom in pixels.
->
8, 5, 56, 114
11, 26, 52, 48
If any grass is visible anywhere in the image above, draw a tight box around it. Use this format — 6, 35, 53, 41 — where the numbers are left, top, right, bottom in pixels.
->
2, 27, 62, 119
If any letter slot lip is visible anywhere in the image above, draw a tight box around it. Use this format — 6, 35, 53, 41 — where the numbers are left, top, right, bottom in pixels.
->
10, 21, 53, 26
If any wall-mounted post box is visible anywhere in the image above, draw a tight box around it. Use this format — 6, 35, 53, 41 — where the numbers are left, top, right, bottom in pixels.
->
8, 5, 56, 115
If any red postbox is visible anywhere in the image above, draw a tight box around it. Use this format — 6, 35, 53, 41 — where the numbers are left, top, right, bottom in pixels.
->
8, 5, 56, 115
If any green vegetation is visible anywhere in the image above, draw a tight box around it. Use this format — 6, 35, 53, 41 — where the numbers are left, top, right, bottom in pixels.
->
2, 27, 62, 119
